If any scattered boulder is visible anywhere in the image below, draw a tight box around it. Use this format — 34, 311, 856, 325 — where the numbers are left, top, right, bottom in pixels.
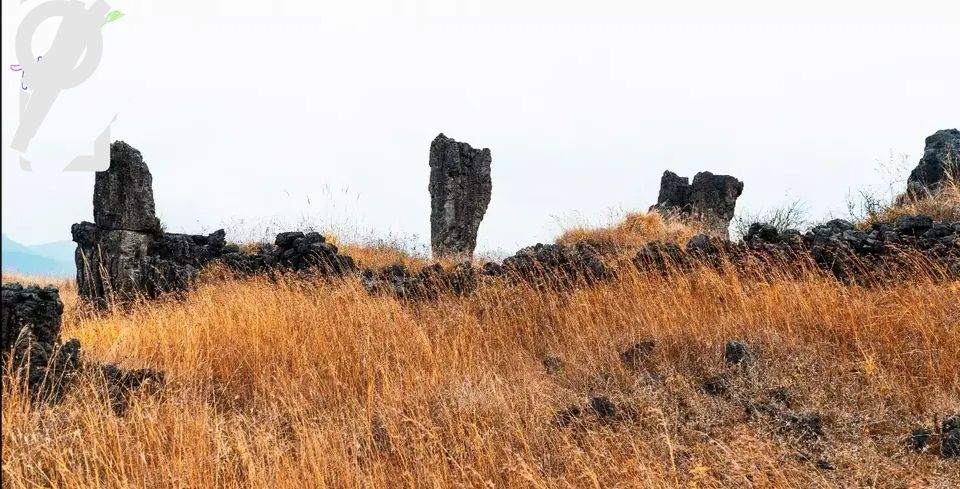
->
905, 427, 932, 452
943, 414, 960, 459
588, 396, 617, 419
651, 170, 744, 238
633, 242, 686, 272
362, 262, 476, 300
553, 405, 583, 427
429, 133, 492, 258
724, 340, 755, 365
815, 458, 836, 471
701, 375, 730, 396
777, 411, 823, 440
620, 340, 656, 369
907, 128, 960, 195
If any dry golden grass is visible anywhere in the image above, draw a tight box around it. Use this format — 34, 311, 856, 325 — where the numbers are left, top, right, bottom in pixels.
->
858, 179, 960, 229
4, 250, 959, 487
556, 211, 707, 250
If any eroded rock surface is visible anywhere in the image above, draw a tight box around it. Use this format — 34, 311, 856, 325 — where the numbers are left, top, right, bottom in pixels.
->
1, 283, 77, 397
2, 283, 164, 412
907, 129, 960, 195
652, 170, 744, 237
429, 133, 492, 258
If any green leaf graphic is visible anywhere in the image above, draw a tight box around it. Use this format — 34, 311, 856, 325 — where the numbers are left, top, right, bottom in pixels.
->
101, 10, 125, 27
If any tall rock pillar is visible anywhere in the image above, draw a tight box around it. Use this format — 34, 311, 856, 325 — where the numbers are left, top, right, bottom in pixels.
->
428, 133, 492, 258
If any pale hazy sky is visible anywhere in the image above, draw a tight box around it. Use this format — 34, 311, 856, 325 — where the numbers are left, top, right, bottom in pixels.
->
3, 0, 959, 255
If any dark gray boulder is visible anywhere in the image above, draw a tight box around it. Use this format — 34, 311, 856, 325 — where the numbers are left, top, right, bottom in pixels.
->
907, 129, 960, 195
724, 340, 755, 365
652, 170, 744, 238
428, 133, 492, 258
1, 283, 78, 397
943, 414, 960, 459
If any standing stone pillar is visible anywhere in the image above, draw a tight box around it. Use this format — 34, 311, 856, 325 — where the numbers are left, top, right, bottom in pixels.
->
428, 133, 492, 258
73, 141, 162, 307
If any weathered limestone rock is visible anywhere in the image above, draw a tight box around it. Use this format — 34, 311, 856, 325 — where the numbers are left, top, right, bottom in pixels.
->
428, 133, 492, 258
907, 129, 960, 195
73, 142, 229, 308
93, 141, 161, 232
651, 170, 744, 237
2, 282, 164, 412
1, 283, 79, 399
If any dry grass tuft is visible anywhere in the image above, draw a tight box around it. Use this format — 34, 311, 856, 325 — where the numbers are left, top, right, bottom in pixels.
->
857, 179, 960, 229
556, 211, 706, 250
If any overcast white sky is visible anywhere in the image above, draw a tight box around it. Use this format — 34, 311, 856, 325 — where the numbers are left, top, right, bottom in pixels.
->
2, 0, 959, 254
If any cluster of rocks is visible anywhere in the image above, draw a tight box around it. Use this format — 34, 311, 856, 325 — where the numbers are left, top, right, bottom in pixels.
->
66, 130, 957, 310
362, 241, 614, 300
631, 214, 960, 281
491, 242, 613, 287
906, 415, 960, 459
220, 231, 355, 276
429, 133, 492, 258
1, 283, 163, 414
361, 262, 477, 300
650, 170, 744, 238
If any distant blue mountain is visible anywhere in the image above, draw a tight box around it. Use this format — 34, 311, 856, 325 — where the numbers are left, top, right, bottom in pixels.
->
2, 233, 75, 277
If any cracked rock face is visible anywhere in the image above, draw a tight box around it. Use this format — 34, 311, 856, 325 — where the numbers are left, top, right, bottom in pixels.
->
428, 133, 492, 258
73, 142, 229, 308
907, 129, 960, 195
2, 282, 165, 412
93, 141, 161, 233
652, 170, 744, 238
1, 283, 78, 399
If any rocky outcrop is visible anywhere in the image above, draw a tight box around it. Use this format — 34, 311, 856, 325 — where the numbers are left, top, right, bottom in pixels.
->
634, 215, 960, 282
429, 133, 492, 258
73, 142, 228, 307
907, 129, 960, 195
73, 142, 248, 308
651, 171, 744, 238
2, 283, 162, 411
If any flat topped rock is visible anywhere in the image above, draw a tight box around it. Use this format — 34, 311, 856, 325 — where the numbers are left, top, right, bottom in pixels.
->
652, 170, 744, 238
